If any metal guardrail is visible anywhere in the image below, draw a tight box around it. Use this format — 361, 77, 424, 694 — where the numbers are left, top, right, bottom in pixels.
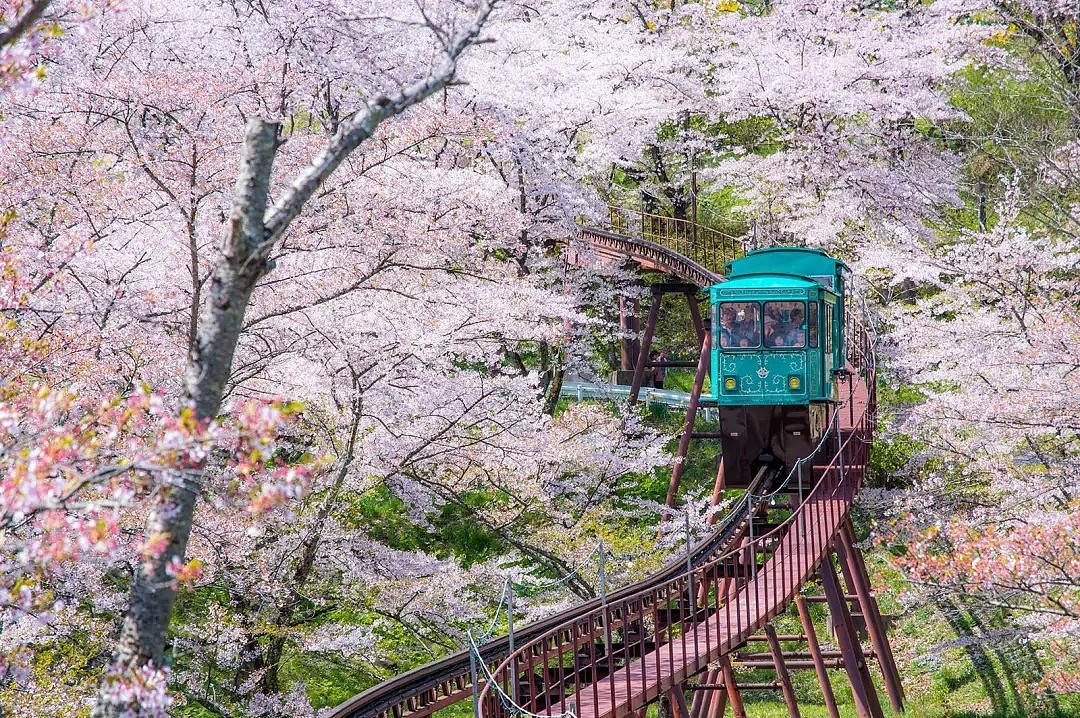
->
605, 206, 743, 277
479, 313, 877, 718
322, 470, 772, 718
559, 381, 719, 421
579, 227, 723, 288
323, 215, 877, 718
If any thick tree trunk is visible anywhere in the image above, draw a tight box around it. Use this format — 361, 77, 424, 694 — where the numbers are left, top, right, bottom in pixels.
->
0, 0, 51, 50
92, 7, 493, 714
93, 119, 280, 718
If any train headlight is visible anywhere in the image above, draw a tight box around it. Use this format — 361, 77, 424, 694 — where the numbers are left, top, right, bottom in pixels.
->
788, 375, 802, 391
723, 376, 738, 392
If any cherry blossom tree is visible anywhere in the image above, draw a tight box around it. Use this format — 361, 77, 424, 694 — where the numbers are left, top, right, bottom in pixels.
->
1, 1, 697, 714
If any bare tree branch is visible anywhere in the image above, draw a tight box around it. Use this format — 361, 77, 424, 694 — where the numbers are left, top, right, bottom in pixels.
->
0, 0, 51, 50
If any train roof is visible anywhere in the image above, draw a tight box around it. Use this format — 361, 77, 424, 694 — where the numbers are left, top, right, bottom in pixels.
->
724, 246, 850, 279
711, 273, 822, 292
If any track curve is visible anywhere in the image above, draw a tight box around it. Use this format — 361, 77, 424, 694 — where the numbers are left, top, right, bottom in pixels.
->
479, 339, 875, 718
325, 216, 888, 718
324, 469, 775, 718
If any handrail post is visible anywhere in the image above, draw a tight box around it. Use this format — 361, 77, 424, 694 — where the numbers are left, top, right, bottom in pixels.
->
835, 417, 845, 482
685, 510, 696, 617
469, 632, 480, 718
599, 541, 613, 667
747, 494, 755, 579
506, 581, 517, 704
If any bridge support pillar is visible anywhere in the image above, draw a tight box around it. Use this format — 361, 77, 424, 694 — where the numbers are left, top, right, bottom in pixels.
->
628, 283, 703, 405
704, 682, 726, 718
836, 522, 905, 713
687, 294, 706, 345
669, 684, 692, 718
719, 656, 747, 718
690, 668, 717, 718
662, 327, 711, 516
794, 595, 842, 718
821, 556, 885, 718
764, 624, 802, 718
619, 295, 640, 372
628, 291, 661, 404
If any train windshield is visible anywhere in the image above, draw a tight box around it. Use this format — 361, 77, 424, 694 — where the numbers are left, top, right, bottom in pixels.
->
718, 302, 760, 348
764, 301, 806, 348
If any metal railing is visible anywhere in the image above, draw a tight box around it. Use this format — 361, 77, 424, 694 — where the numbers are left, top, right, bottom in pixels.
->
325, 219, 876, 718
323, 463, 771, 718
478, 312, 876, 718
605, 206, 743, 276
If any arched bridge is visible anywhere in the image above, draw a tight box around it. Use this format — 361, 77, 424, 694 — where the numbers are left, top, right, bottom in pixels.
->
573, 206, 740, 286
326, 209, 900, 718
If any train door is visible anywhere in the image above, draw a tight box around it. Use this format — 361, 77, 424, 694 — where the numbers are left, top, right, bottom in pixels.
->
822, 296, 837, 399
808, 300, 822, 395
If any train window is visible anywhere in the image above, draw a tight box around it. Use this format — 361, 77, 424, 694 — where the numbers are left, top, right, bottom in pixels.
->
808, 303, 819, 348
718, 302, 760, 348
763, 301, 806, 348
824, 304, 833, 352
810, 275, 835, 291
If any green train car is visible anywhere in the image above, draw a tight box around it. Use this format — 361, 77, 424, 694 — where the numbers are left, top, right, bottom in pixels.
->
708, 247, 850, 485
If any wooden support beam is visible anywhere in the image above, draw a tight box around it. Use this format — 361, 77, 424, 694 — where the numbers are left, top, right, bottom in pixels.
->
619, 295, 634, 372
687, 293, 706, 345
836, 524, 905, 714
628, 294, 662, 405
706, 457, 726, 524
735, 651, 868, 662
732, 660, 848, 670
650, 282, 700, 294
706, 687, 727, 718
801, 594, 860, 603
843, 520, 906, 708
631, 296, 641, 366
662, 328, 712, 513
691, 682, 784, 691
821, 557, 885, 718
765, 624, 802, 718
670, 684, 692, 718
719, 656, 747, 718
690, 669, 717, 718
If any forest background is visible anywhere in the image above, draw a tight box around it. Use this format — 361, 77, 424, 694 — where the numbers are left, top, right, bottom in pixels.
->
0, 0, 1078, 717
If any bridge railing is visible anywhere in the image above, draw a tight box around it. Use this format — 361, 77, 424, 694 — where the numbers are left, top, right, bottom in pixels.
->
478, 314, 876, 718
605, 206, 744, 276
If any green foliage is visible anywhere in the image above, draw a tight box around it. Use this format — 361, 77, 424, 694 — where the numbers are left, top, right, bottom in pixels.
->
279, 652, 380, 707
342, 485, 504, 565
868, 432, 925, 488
930, 61, 1076, 237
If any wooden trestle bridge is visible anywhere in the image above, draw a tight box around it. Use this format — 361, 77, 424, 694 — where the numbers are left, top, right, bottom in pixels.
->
327, 208, 900, 718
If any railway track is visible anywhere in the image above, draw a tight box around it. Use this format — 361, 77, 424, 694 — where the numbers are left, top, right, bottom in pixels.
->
327, 215, 896, 718
325, 468, 778, 718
